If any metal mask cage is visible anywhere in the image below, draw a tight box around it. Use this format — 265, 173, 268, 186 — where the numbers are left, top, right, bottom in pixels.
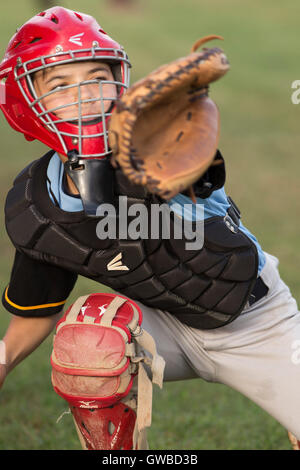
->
14, 47, 131, 158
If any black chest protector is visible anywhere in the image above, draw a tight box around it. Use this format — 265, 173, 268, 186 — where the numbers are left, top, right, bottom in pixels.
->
5, 152, 258, 330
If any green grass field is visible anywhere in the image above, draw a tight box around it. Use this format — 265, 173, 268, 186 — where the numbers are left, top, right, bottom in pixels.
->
0, 0, 299, 450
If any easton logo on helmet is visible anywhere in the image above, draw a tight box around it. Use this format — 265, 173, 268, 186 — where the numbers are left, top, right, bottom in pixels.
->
69, 32, 85, 46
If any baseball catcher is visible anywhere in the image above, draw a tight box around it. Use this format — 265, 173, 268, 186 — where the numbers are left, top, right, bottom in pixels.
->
0, 6, 299, 451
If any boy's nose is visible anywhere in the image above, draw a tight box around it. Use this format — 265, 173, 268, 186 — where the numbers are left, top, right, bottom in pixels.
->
78, 82, 99, 101
68, 84, 100, 118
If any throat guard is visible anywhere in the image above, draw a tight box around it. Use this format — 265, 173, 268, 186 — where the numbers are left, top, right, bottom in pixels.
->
64, 152, 115, 215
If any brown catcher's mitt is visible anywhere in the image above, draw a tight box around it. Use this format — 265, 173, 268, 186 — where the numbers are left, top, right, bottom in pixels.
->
108, 35, 230, 200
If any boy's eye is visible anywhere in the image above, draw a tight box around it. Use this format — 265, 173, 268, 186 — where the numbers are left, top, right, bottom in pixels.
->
94, 76, 108, 82
50, 83, 67, 92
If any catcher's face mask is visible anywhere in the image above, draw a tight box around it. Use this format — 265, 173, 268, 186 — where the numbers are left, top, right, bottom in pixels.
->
32, 60, 119, 154
0, 6, 131, 215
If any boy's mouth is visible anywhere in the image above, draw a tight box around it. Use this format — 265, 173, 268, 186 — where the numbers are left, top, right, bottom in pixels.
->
67, 116, 103, 126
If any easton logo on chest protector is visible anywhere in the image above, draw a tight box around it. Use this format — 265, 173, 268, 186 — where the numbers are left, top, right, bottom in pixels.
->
107, 253, 129, 271
4, 151, 259, 330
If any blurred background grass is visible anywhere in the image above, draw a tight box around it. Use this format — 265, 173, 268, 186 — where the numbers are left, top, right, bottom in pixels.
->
0, 0, 299, 450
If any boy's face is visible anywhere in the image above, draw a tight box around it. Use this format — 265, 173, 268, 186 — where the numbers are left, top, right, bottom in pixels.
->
33, 61, 117, 123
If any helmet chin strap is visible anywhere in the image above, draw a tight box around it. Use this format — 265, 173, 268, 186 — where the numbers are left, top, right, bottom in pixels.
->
65, 150, 115, 217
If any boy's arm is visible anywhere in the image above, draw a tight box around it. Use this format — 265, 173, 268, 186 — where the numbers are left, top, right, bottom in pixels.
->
0, 310, 63, 388
0, 250, 78, 389
2, 310, 63, 372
